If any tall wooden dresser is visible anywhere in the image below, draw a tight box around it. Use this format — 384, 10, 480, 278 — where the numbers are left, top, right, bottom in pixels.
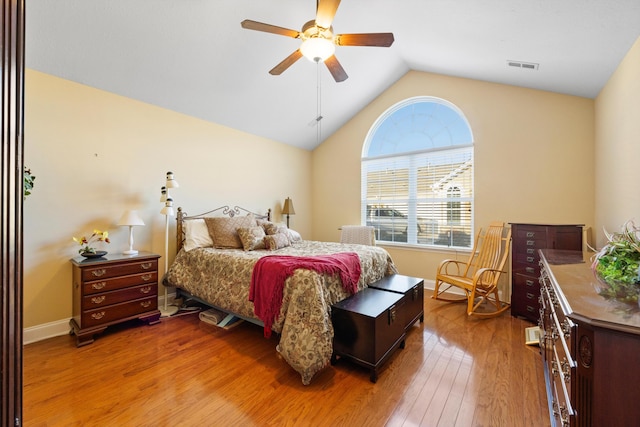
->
539, 249, 640, 427
511, 223, 583, 322
70, 252, 161, 346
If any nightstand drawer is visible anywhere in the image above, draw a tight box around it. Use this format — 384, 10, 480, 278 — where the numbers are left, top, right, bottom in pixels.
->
82, 296, 158, 327
81, 259, 158, 281
83, 271, 158, 295
82, 283, 157, 310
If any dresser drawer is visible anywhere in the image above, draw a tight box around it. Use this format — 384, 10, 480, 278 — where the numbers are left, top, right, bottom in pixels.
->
513, 273, 540, 293
513, 226, 548, 253
82, 271, 157, 295
82, 296, 158, 327
82, 283, 157, 310
512, 260, 540, 277
81, 259, 158, 282
511, 294, 539, 318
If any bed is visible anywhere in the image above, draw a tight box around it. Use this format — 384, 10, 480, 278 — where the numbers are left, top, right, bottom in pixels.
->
164, 205, 398, 385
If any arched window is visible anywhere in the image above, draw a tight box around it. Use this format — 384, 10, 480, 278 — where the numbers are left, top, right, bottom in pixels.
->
361, 97, 474, 248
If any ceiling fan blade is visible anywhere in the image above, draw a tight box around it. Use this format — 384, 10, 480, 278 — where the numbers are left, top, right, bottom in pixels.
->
325, 55, 348, 82
241, 20, 300, 39
269, 50, 304, 75
336, 33, 395, 47
315, 0, 341, 29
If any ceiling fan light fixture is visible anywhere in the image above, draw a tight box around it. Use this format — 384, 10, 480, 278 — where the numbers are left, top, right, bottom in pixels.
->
300, 37, 335, 62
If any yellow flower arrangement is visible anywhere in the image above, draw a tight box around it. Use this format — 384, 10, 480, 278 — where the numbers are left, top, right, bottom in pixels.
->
73, 229, 110, 254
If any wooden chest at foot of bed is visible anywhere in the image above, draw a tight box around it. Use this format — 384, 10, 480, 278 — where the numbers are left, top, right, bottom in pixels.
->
331, 287, 406, 383
368, 274, 425, 332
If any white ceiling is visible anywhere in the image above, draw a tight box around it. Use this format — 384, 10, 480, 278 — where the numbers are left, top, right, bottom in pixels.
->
25, 0, 640, 151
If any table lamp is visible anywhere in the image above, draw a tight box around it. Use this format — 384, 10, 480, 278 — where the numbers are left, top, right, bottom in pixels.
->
117, 210, 145, 255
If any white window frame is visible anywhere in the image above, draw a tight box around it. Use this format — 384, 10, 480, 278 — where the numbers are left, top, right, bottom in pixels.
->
361, 96, 474, 249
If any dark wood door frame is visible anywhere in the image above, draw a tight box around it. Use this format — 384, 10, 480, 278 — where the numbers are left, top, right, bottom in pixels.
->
1, 0, 25, 425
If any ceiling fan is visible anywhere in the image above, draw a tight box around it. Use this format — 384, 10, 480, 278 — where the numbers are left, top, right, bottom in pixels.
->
240, 0, 394, 82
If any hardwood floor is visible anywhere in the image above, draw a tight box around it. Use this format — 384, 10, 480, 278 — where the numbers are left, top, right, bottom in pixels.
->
23, 297, 550, 427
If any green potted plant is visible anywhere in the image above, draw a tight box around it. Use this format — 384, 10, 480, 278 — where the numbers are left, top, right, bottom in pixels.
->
592, 220, 640, 304
24, 167, 35, 199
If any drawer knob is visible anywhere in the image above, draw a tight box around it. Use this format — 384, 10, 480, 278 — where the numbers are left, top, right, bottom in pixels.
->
91, 311, 105, 320
141, 274, 152, 281
91, 268, 107, 277
141, 262, 153, 270
526, 256, 534, 263
140, 286, 152, 294
526, 279, 535, 287
140, 301, 152, 308
526, 232, 535, 237
526, 240, 535, 246
525, 267, 535, 274
91, 296, 106, 304
92, 282, 107, 290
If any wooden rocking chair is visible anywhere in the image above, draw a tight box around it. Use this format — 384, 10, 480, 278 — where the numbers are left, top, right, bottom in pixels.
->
432, 222, 512, 317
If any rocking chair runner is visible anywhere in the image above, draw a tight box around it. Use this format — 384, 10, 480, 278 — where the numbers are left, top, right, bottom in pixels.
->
432, 222, 512, 317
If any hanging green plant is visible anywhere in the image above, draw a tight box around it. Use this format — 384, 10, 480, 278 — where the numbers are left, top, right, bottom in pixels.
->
592, 220, 640, 304
24, 167, 35, 199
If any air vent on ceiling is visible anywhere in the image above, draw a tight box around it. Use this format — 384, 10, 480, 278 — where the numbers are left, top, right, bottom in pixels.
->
507, 60, 539, 70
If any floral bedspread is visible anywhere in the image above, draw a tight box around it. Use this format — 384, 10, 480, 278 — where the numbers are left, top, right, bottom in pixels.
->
164, 240, 397, 385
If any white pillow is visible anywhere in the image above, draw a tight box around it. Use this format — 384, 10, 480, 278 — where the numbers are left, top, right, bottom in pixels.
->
287, 228, 302, 242
183, 219, 213, 252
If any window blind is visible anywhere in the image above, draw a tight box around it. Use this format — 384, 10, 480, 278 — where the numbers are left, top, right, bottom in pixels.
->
362, 147, 473, 247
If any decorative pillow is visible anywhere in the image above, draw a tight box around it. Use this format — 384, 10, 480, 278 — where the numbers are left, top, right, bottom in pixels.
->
204, 215, 256, 249
237, 226, 266, 251
264, 232, 290, 250
256, 217, 270, 227
183, 219, 214, 252
287, 228, 302, 243
263, 222, 288, 235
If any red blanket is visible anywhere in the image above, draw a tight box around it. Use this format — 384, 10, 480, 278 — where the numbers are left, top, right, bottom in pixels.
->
249, 252, 361, 338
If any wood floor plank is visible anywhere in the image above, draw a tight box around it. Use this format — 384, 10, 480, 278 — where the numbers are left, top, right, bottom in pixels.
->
23, 298, 551, 427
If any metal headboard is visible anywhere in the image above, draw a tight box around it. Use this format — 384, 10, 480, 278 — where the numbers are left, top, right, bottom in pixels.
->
176, 206, 271, 252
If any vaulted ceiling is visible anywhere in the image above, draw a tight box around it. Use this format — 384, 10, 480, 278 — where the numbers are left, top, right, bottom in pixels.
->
26, 0, 640, 150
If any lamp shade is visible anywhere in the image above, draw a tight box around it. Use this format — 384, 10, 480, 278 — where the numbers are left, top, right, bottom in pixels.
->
160, 198, 175, 217
300, 37, 335, 62
166, 171, 179, 188
117, 210, 145, 227
282, 197, 295, 215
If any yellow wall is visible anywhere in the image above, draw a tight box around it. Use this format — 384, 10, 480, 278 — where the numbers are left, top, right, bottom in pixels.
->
24, 70, 312, 328
594, 37, 640, 247
311, 71, 595, 281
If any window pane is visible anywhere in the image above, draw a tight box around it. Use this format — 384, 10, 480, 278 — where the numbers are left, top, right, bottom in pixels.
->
362, 97, 474, 248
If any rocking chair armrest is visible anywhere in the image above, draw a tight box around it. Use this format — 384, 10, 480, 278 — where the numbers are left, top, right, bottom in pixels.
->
437, 259, 467, 276
472, 267, 506, 284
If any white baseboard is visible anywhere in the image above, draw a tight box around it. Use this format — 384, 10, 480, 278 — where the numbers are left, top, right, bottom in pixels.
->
23, 319, 71, 345
23, 292, 177, 345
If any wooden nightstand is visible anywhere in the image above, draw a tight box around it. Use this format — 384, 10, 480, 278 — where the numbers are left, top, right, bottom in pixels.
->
70, 252, 161, 346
